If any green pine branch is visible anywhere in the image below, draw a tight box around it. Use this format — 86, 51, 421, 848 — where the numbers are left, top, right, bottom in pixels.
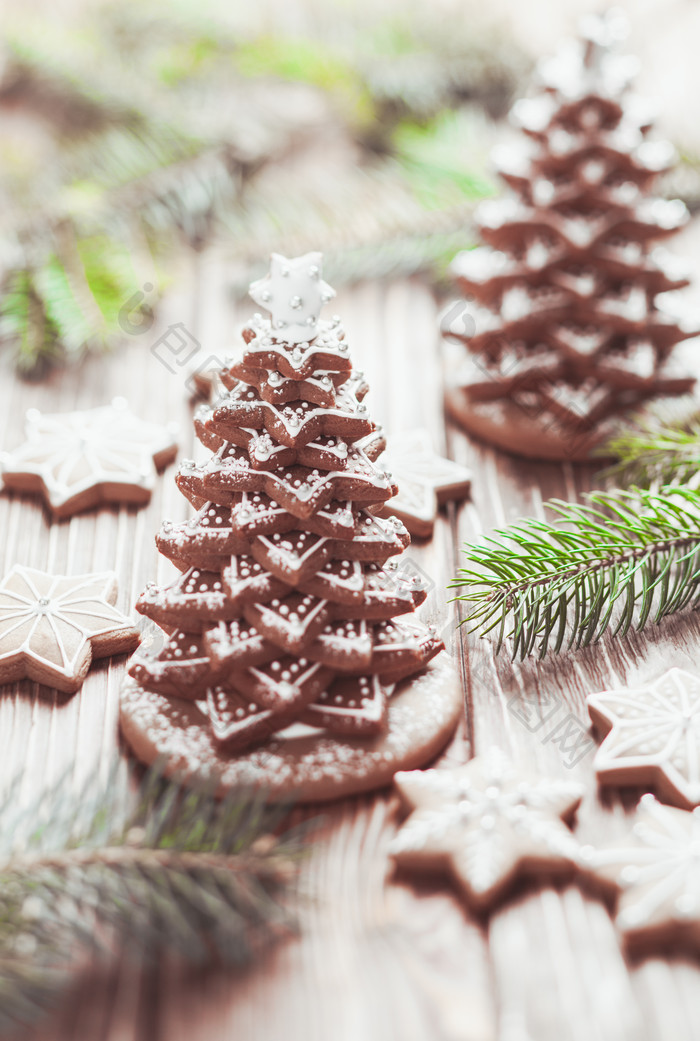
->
600, 418, 700, 489
0, 2, 510, 374
0, 244, 144, 375
451, 487, 700, 660
3, 2, 698, 377
224, 147, 487, 298
0, 270, 63, 374
0, 764, 299, 1033
0, 141, 247, 371
0, 12, 300, 373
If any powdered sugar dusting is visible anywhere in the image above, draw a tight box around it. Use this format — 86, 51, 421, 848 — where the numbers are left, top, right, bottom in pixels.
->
120, 652, 461, 802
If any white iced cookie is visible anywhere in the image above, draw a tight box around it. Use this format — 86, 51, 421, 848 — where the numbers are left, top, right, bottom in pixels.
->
1, 398, 178, 517
0, 565, 139, 693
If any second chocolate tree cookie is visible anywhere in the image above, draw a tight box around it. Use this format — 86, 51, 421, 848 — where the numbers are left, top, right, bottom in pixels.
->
443, 12, 700, 461
121, 253, 461, 801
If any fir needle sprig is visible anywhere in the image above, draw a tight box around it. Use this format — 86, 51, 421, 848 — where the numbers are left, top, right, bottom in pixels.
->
0, 765, 300, 1033
451, 487, 700, 660
600, 419, 700, 489
0, 3, 512, 373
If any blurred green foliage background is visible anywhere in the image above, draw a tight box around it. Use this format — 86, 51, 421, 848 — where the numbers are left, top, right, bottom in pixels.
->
0, 0, 695, 372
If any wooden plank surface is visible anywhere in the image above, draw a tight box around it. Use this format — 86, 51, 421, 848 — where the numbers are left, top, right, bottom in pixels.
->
1, 238, 697, 1041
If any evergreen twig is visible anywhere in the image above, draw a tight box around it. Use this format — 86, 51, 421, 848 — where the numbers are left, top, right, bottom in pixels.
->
224, 143, 490, 297
0, 3, 509, 373
0, 764, 299, 1032
451, 487, 700, 660
600, 419, 700, 489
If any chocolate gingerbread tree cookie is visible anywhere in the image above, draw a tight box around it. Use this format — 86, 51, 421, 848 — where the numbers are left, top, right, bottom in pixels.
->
121, 254, 461, 801
443, 12, 699, 461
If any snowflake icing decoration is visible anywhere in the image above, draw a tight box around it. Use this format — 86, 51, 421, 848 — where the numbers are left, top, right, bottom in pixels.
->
580, 794, 700, 949
379, 430, 472, 537
0, 398, 178, 517
0, 565, 139, 693
389, 747, 583, 911
588, 668, 700, 808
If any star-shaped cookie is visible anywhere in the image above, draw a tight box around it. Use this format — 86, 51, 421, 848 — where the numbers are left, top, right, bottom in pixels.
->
217, 313, 351, 389
588, 668, 700, 808
1, 398, 178, 517
378, 430, 471, 538
389, 748, 583, 911
0, 566, 140, 693
249, 252, 336, 343
578, 794, 700, 953
209, 371, 372, 450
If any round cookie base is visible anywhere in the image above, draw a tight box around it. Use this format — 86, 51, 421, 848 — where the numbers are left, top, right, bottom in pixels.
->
444, 387, 611, 462
120, 653, 462, 803
445, 387, 700, 463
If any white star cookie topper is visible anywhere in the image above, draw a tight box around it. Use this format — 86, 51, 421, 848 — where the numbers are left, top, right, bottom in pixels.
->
588, 667, 700, 809
579, 794, 700, 952
579, 9, 629, 53
249, 252, 336, 343
0, 565, 140, 694
389, 747, 583, 911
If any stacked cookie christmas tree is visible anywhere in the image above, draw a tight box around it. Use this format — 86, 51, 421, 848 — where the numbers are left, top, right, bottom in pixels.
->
121, 254, 460, 801
444, 11, 699, 461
